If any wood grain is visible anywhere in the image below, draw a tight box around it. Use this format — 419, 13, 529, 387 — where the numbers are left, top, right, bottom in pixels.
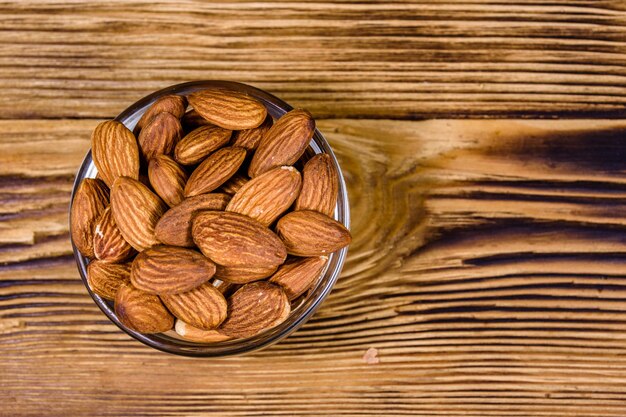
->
3, 118, 626, 416
3, 0, 626, 414
0, 1, 625, 119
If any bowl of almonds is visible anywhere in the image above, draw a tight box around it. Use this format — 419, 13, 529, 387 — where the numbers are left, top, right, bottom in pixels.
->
70, 81, 351, 356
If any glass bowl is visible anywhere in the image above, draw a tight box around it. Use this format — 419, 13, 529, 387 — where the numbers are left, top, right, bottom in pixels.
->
69, 81, 350, 357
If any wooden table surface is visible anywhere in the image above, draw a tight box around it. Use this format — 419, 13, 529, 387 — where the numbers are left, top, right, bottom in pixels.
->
2, 1, 626, 416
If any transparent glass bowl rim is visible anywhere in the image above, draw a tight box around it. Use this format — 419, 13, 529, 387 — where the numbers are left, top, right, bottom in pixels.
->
69, 80, 350, 357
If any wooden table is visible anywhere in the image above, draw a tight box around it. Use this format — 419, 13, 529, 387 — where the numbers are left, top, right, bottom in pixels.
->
2, 2, 626, 416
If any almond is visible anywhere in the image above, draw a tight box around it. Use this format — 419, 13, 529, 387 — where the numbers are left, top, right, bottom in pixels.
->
230, 115, 272, 151
269, 256, 328, 300
184, 146, 246, 197
214, 264, 277, 284
248, 109, 315, 177
87, 260, 131, 300
134, 94, 187, 134
175, 124, 232, 165
155, 193, 230, 247
188, 88, 267, 130
93, 206, 135, 262
91, 121, 140, 187
294, 154, 338, 217
148, 155, 188, 207
276, 210, 351, 256
192, 211, 287, 268
175, 320, 231, 343
138, 111, 183, 161
160, 283, 227, 330
115, 283, 174, 333
212, 279, 240, 296
181, 109, 212, 131
226, 166, 301, 226
218, 282, 290, 339
131, 245, 216, 295
71, 178, 109, 258
111, 177, 168, 252
220, 173, 249, 195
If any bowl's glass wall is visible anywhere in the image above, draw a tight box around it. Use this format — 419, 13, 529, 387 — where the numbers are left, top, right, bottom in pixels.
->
70, 81, 350, 356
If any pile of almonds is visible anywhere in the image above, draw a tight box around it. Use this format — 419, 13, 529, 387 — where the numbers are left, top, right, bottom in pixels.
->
71, 88, 351, 342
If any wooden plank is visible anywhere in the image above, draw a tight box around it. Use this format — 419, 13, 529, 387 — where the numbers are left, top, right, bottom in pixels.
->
0, 1, 625, 119
3, 118, 626, 416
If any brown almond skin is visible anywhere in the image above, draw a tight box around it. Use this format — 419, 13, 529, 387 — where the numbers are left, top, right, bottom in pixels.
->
111, 177, 168, 252
134, 94, 187, 134
155, 193, 230, 247
138, 112, 183, 161
269, 256, 328, 300
92, 121, 140, 187
175, 124, 232, 165
87, 260, 131, 301
93, 206, 135, 262
148, 155, 188, 207
276, 210, 351, 256
218, 282, 290, 339
226, 166, 302, 227
71, 178, 110, 258
230, 115, 272, 151
248, 109, 315, 178
131, 245, 216, 295
294, 154, 338, 217
212, 279, 240, 297
220, 173, 249, 195
161, 283, 227, 330
192, 211, 287, 268
115, 283, 174, 334
181, 109, 212, 131
188, 88, 267, 130
175, 320, 231, 343
214, 264, 277, 284
184, 146, 246, 197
